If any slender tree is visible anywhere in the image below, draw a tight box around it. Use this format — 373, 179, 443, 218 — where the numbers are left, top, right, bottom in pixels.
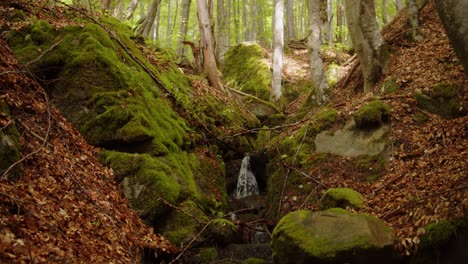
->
395, 0, 403, 11
216, 0, 228, 65
196, 0, 223, 90
319, 0, 328, 44
176, 0, 192, 60
345, 0, 384, 93
285, 0, 294, 42
435, 0, 468, 76
137, 0, 162, 37
126, 0, 140, 20
271, 0, 284, 102
382, 0, 391, 24
406, 0, 422, 41
308, 0, 328, 104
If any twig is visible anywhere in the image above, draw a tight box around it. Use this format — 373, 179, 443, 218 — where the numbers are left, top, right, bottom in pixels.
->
1, 96, 51, 181
24, 39, 64, 68
276, 118, 312, 221
169, 220, 214, 264
159, 198, 209, 225
381, 184, 468, 219
219, 118, 308, 139
283, 164, 328, 189
341, 60, 360, 89
342, 54, 357, 67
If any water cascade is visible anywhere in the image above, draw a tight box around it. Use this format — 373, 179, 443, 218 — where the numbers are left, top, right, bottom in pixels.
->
235, 155, 259, 199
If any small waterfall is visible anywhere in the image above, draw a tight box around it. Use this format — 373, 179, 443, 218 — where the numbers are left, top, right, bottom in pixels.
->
235, 155, 259, 199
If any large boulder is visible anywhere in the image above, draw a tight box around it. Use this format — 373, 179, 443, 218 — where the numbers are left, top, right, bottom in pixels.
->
271, 209, 397, 264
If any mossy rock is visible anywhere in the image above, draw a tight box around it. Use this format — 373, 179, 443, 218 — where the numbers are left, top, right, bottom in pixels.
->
99, 150, 200, 221
0, 101, 22, 181
158, 200, 209, 246
318, 188, 364, 210
207, 219, 239, 245
271, 210, 397, 264
224, 42, 271, 101
197, 247, 218, 263
354, 100, 391, 129
414, 83, 464, 119
410, 219, 468, 264
8, 20, 190, 155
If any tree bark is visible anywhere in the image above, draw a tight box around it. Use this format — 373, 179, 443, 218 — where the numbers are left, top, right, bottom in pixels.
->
234, 0, 240, 44
382, 0, 390, 25
101, 0, 112, 11
243, 0, 249, 40
126, 0, 140, 20
345, 0, 383, 93
216, 0, 228, 66
435, 0, 468, 77
406, 0, 422, 41
197, 0, 223, 90
319, 0, 328, 44
337, 0, 343, 43
176, 0, 192, 60
137, 0, 161, 37
308, 0, 329, 104
271, 0, 284, 102
285, 0, 295, 42
394, 0, 403, 11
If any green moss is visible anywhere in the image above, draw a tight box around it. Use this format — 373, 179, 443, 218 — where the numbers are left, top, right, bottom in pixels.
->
326, 63, 340, 86
223, 43, 271, 101
198, 247, 217, 263
419, 221, 457, 249
243, 258, 265, 264
207, 219, 238, 245
354, 100, 391, 129
381, 77, 399, 94
159, 200, 209, 246
319, 188, 363, 210
412, 112, 429, 124
324, 208, 351, 215
355, 154, 386, 182
99, 150, 200, 221
430, 83, 460, 99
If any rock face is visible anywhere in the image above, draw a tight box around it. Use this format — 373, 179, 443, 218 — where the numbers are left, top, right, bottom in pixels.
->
271, 209, 397, 264
319, 188, 363, 210
414, 83, 465, 119
315, 120, 389, 157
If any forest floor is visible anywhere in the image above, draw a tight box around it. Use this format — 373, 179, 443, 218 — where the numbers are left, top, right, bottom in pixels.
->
0, 0, 466, 262
267, 0, 467, 255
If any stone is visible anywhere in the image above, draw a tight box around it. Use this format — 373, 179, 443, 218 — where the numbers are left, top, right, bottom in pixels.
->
315, 120, 389, 157
0, 101, 21, 181
271, 209, 397, 264
319, 188, 363, 210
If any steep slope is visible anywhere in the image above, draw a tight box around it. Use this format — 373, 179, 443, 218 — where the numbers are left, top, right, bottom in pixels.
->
260, 0, 467, 256
0, 38, 174, 262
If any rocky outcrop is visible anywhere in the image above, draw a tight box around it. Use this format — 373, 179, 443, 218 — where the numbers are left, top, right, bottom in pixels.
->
271, 209, 397, 264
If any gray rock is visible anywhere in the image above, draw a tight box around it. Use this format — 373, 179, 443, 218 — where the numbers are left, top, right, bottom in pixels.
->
271, 209, 398, 264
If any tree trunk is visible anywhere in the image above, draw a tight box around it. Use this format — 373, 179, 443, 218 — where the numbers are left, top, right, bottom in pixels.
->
345, 0, 383, 93
319, 0, 328, 44
234, 0, 240, 44
216, 0, 228, 66
243, 0, 249, 40
271, 0, 284, 102
406, 0, 422, 41
176, 0, 192, 60
197, 0, 223, 90
126, 0, 140, 20
137, 0, 162, 37
435, 0, 468, 77
394, 0, 403, 11
285, 0, 295, 42
227, 0, 231, 46
327, 0, 333, 45
337, 0, 343, 43
102, 0, 112, 11
382, 0, 390, 25
308, 0, 329, 104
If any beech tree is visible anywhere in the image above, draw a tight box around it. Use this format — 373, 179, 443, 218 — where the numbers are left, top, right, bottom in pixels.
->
345, 0, 384, 93
285, 0, 294, 41
435, 0, 468, 77
137, 0, 162, 37
406, 0, 422, 41
271, 0, 284, 102
308, 0, 329, 104
197, 0, 223, 90
216, 0, 228, 65
176, 0, 192, 60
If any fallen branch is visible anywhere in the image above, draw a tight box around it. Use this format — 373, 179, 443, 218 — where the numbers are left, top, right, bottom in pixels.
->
283, 164, 328, 189
169, 220, 213, 264
219, 118, 308, 139
24, 39, 64, 68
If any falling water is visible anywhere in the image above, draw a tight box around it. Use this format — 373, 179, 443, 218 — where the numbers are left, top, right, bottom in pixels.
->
235, 155, 259, 199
